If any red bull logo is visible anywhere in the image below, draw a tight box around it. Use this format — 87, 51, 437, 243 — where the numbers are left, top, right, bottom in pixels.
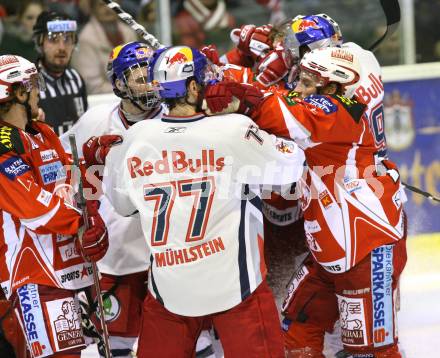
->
168, 52, 188, 65
167, 47, 194, 66
292, 18, 319, 33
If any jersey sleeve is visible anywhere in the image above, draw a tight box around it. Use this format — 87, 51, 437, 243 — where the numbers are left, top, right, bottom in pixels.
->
103, 143, 137, 217
227, 114, 305, 186
254, 92, 367, 147
0, 151, 82, 235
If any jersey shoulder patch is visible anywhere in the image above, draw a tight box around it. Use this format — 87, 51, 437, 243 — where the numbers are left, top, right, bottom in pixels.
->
0, 126, 25, 155
283, 90, 300, 106
331, 95, 367, 123
304, 95, 338, 114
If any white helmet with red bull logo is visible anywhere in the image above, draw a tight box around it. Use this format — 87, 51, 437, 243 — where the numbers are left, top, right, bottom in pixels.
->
149, 46, 208, 99
0, 55, 41, 103
300, 47, 361, 98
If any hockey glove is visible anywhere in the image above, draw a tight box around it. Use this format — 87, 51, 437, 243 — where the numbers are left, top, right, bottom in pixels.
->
204, 81, 264, 116
256, 47, 291, 87
232, 24, 274, 62
200, 44, 222, 65
76, 200, 109, 262
82, 135, 122, 167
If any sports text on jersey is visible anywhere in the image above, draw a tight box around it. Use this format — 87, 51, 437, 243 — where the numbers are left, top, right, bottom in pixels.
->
128, 149, 226, 178
154, 237, 225, 268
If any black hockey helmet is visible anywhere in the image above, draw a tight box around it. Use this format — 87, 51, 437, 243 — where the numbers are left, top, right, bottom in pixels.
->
33, 11, 78, 50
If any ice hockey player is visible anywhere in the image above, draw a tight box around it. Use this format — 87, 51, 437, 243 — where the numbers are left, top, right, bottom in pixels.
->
60, 41, 163, 358
0, 54, 109, 358
249, 47, 406, 358
97, 45, 305, 357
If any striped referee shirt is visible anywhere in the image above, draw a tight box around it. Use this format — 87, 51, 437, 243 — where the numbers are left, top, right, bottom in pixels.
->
38, 62, 88, 136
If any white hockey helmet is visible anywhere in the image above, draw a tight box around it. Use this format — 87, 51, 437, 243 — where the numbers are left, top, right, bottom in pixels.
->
0, 55, 41, 103
149, 46, 208, 98
300, 47, 361, 98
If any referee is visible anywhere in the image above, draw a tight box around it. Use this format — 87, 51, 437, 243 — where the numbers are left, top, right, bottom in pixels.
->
33, 11, 88, 135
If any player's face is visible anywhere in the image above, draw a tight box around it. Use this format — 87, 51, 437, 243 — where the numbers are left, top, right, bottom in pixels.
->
42, 32, 76, 74
294, 71, 319, 99
28, 85, 40, 118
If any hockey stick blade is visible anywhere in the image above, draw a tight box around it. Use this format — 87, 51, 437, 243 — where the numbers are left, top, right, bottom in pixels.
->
369, 0, 401, 52
101, 0, 163, 50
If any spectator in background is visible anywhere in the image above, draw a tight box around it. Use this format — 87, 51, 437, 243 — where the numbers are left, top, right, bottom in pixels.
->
33, 11, 89, 135
0, 0, 45, 63
46, 0, 92, 29
173, 0, 235, 53
72, 0, 137, 94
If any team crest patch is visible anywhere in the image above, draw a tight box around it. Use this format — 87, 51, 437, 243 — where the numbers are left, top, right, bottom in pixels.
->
383, 91, 415, 151
304, 95, 337, 114
276, 139, 295, 153
337, 295, 368, 346
46, 297, 84, 352
96, 292, 121, 323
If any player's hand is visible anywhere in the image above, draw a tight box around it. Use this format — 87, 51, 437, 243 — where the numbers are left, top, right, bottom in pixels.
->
200, 44, 222, 65
256, 47, 291, 87
232, 24, 274, 61
76, 200, 109, 262
204, 81, 264, 116
82, 135, 122, 167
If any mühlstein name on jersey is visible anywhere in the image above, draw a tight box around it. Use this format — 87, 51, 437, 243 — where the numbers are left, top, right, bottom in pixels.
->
154, 237, 225, 267
128, 149, 225, 178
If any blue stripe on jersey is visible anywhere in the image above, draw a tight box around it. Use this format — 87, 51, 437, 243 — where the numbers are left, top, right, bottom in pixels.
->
150, 255, 164, 305
238, 199, 251, 301
161, 113, 205, 123
237, 189, 263, 301
249, 195, 262, 211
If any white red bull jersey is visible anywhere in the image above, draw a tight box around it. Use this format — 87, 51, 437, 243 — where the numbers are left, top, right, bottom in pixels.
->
253, 93, 405, 273
0, 121, 93, 299
105, 112, 305, 316
344, 42, 387, 157
60, 102, 165, 276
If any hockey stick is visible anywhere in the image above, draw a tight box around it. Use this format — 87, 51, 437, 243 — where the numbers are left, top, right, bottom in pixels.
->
402, 182, 440, 202
369, 0, 401, 52
101, 0, 163, 50
69, 135, 112, 358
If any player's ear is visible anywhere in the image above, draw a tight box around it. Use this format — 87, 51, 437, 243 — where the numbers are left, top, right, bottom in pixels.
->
115, 78, 125, 92
187, 79, 199, 100
321, 82, 338, 95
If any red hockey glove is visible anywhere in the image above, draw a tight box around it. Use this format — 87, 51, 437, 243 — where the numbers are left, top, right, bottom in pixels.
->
204, 81, 264, 116
380, 159, 400, 183
233, 24, 274, 62
82, 135, 122, 167
76, 200, 109, 262
256, 47, 291, 87
200, 44, 222, 65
